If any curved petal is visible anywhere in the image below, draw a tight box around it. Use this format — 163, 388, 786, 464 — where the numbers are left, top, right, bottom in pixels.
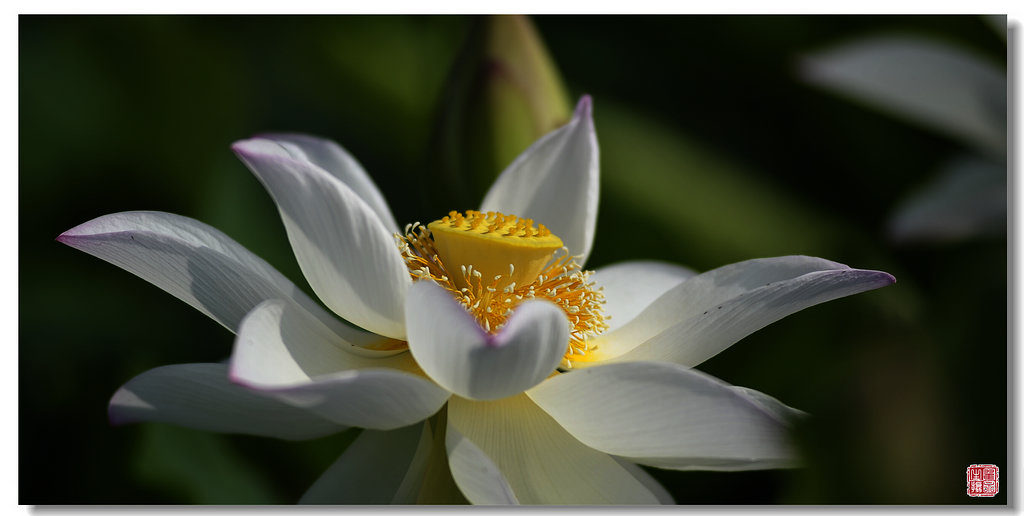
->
480, 95, 599, 263
301, 422, 432, 504
230, 299, 449, 430
592, 260, 696, 332
56, 211, 386, 349
240, 371, 448, 432
109, 363, 345, 440
230, 299, 415, 383
618, 266, 895, 367
730, 386, 808, 423
447, 394, 662, 504
245, 133, 400, 233
233, 139, 411, 339
529, 361, 799, 471
445, 424, 519, 504
580, 256, 895, 366
614, 458, 674, 504
405, 281, 569, 401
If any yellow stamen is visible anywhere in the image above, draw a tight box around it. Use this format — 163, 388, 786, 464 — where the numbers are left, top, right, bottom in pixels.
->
396, 210, 607, 368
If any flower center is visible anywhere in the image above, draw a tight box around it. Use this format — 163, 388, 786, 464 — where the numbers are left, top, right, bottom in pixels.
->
428, 210, 563, 291
396, 210, 607, 368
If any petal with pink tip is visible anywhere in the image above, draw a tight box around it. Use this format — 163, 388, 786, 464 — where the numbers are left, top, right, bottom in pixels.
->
405, 281, 568, 401
233, 139, 411, 339
480, 96, 599, 264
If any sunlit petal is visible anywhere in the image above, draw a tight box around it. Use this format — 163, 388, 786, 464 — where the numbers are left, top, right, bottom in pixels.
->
233, 139, 411, 339
230, 300, 448, 430
592, 260, 695, 332
582, 256, 894, 366
447, 394, 662, 504
57, 211, 378, 346
246, 133, 400, 233
529, 361, 799, 471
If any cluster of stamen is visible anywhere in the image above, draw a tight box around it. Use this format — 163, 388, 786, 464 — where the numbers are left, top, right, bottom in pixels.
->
395, 210, 608, 369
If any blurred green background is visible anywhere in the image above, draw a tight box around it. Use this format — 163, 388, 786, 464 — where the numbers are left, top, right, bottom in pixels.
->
20, 15, 1007, 504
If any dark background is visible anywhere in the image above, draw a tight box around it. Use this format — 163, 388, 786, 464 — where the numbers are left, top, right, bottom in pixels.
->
20, 15, 1007, 504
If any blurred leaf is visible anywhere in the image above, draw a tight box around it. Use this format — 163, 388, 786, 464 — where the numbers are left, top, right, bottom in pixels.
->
597, 101, 838, 268
801, 35, 1006, 157
888, 154, 1006, 243
134, 424, 280, 504
426, 15, 571, 211
324, 16, 462, 125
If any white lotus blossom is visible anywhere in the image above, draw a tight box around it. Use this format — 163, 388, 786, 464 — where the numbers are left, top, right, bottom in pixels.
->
59, 96, 894, 504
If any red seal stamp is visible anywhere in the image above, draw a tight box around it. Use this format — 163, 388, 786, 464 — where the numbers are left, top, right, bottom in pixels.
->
966, 464, 999, 497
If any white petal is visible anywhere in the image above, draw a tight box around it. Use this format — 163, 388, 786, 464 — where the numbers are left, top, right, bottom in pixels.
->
801, 36, 1006, 156
529, 361, 799, 471
231, 299, 415, 382
57, 211, 383, 347
480, 96, 599, 263
230, 299, 449, 430
730, 386, 808, 423
301, 422, 432, 504
592, 260, 696, 332
619, 263, 895, 367
109, 363, 345, 440
614, 458, 675, 504
888, 154, 1006, 243
445, 424, 519, 504
233, 139, 411, 339
447, 394, 662, 504
583, 256, 895, 366
244, 134, 400, 233
405, 281, 568, 401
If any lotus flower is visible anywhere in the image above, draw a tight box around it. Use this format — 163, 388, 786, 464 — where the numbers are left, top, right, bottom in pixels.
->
58, 95, 895, 504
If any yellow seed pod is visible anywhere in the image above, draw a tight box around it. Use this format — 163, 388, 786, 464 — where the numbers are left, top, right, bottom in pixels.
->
427, 210, 563, 291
